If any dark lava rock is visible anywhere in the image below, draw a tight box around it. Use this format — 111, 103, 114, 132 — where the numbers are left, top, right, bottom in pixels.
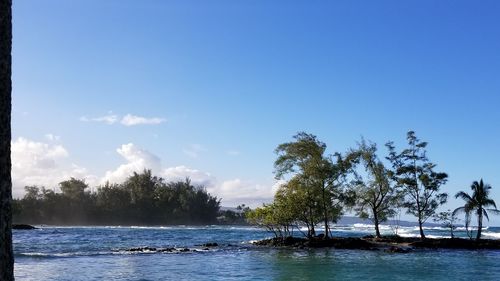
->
12, 224, 37, 230
128, 247, 157, 252
253, 236, 500, 251
410, 238, 500, 250
179, 248, 190, 252
254, 236, 376, 250
202, 243, 218, 247
329, 237, 375, 250
374, 235, 419, 244
158, 248, 175, 252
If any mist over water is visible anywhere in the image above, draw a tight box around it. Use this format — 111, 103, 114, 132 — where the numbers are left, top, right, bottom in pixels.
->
14, 225, 500, 280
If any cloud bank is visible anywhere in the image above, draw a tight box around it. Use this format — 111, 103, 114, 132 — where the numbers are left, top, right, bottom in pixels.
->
11, 137, 97, 197
11, 137, 274, 207
101, 143, 162, 184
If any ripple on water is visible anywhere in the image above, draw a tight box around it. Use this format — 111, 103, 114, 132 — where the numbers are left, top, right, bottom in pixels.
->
13, 226, 500, 281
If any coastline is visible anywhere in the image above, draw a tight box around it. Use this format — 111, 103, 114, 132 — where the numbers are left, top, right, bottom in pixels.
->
253, 236, 500, 251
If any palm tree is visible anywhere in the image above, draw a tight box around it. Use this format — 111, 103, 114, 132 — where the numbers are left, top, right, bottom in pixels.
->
453, 179, 500, 240
0, 0, 14, 279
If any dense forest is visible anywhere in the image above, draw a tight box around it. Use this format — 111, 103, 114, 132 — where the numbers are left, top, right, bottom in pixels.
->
12, 170, 222, 225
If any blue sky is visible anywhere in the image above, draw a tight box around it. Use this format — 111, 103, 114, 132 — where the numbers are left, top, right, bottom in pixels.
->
11, 1, 500, 224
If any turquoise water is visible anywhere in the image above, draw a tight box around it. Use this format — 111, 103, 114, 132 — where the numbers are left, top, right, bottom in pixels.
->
14, 225, 500, 280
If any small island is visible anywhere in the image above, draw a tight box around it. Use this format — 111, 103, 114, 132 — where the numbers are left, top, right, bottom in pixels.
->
253, 236, 500, 252
11, 131, 500, 253
247, 131, 500, 251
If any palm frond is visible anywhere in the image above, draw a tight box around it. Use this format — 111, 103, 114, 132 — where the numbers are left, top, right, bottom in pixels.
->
483, 198, 497, 209
452, 206, 466, 215
483, 209, 489, 221
455, 191, 473, 202
486, 208, 500, 215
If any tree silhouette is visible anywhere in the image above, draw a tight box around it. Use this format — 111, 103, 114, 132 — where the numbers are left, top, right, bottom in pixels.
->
454, 179, 499, 240
0, 0, 14, 279
386, 131, 448, 240
348, 139, 400, 238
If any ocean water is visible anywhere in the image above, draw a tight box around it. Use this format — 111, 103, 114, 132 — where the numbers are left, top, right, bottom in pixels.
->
13, 225, 500, 280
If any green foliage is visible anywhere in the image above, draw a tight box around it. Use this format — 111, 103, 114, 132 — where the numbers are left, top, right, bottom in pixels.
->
453, 179, 499, 240
218, 204, 250, 225
386, 131, 448, 239
59, 178, 89, 200
246, 205, 280, 237
246, 203, 294, 238
261, 132, 354, 239
347, 139, 401, 238
13, 170, 221, 225
433, 209, 458, 238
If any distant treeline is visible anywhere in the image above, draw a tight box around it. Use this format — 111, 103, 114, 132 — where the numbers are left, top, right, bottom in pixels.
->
12, 170, 222, 225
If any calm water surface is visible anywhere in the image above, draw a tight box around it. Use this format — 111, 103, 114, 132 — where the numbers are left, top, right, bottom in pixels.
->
13, 225, 500, 280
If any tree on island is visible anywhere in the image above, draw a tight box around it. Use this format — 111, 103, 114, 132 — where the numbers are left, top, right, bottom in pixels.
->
453, 179, 499, 240
272, 132, 354, 239
433, 210, 458, 238
277, 176, 325, 238
246, 204, 286, 238
347, 139, 401, 238
386, 131, 448, 239
0, 0, 14, 279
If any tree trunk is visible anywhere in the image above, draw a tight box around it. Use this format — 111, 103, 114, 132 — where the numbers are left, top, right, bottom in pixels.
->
416, 196, 425, 239
323, 216, 329, 239
321, 181, 329, 239
0, 0, 14, 280
476, 210, 483, 240
308, 206, 315, 238
373, 208, 381, 238
418, 219, 426, 240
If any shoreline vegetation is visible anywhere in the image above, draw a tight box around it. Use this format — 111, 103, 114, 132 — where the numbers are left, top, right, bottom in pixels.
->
12, 170, 226, 226
247, 131, 499, 245
12, 131, 500, 251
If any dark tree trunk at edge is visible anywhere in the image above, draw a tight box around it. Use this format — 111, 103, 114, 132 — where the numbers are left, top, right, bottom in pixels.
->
418, 219, 426, 240
0, 0, 14, 280
322, 185, 329, 239
476, 210, 483, 240
373, 208, 381, 238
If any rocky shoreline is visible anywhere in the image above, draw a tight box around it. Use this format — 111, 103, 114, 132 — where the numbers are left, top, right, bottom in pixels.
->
12, 224, 37, 230
123, 243, 222, 253
253, 236, 500, 252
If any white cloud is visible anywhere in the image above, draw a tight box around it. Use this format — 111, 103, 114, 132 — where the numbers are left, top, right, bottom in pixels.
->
120, 114, 166, 126
163, 166, 215, 187
80, 113, 118, 124
11, 137, 97, 197
206, 178, 278, 207
101, 143, 161, 184
183, 144, 205, 158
